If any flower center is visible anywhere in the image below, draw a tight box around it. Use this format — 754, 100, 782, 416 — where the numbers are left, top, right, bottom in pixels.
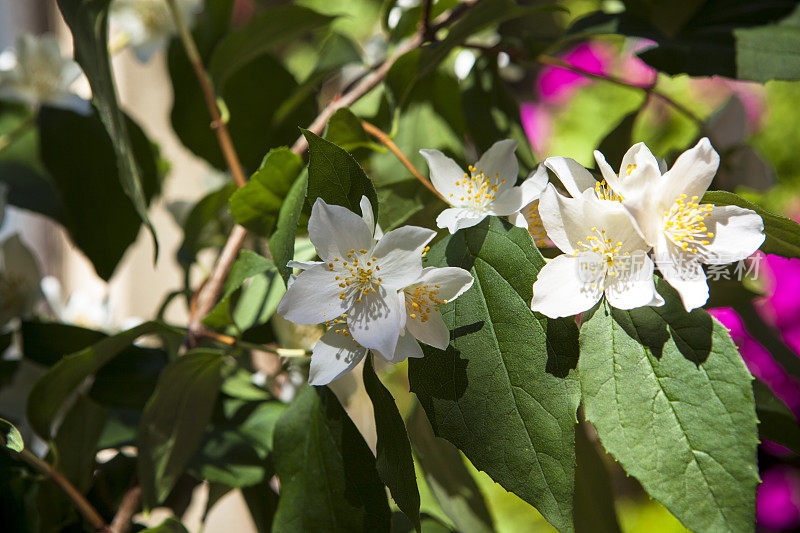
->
594, 180, 622, 202
574, 227, 627, 283
523, 200, 548, 246
404, 283, 446, 323
328, 249, 383, 304
663, 194, 714, 254
325, 313, 354, 341
448, 165, 506, 209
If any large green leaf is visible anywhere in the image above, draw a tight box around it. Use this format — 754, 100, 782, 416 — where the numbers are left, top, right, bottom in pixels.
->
229, 148, 304, 236
26, 321, 178, 439
52, 395, 107, 493
579, 281, 759, 533
406, 405, 495, 533
302, 129, 378, 216
409, 217, 581, 533
138, 350, 224, 507
202, 250, 275, 329
38, 107, 160, 279
703, 190, 800, 259
272, 385, 391, 531
20, 321, 105, 366
56, 0, 158, 253
170, 48, 315, 173
208, 5, 334, 88
269, 170, 309, 284
363, 355, 421, 530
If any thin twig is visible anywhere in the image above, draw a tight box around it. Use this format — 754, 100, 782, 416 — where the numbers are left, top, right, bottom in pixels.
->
109, 485, 141, 533
360, 119, 443, 200
190, 1, 480, 343
463, 41, 706, 130
536, 54, 706, 128
7, 444, 108, 532
165, 0, 247, 188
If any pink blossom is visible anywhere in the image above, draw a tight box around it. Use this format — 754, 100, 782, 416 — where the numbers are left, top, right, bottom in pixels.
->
757, 466, 800, 531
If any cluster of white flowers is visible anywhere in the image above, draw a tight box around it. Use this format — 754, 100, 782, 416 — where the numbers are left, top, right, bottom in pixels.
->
277, 197, 473, 386
0, 33, 87, 113
420, 138, 765, 317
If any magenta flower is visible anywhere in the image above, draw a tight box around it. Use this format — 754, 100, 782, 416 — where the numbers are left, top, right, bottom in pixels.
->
757, 466, 800, 531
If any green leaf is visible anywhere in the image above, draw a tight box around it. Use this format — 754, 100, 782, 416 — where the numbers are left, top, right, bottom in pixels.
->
302, 128, 378, 216
209, 5, 334, 88
573, 421, 621, 533
734, 8, 800, 82
26, 321, 178, 439
169, 47, 315, 173
272, 385, 391, 531
138, 350, 224, 507
190, 399, 285, 488
202, 250, 275, 329
21, 321, 105, 366
269, 171, 309, 284
703, 190, 800, 259
52, 395, 107, 493
324, 108, 376, 151
753, 380, 800, 455
579, 281, 759, 533
406, 405, 495, 533
0, 161, 65, 224
177, 183, 236, 268
56, 0, 158, 255
1, 417, 23, 452
408, 217, 581, 533
89, 345, 168, 409
38, 106, 160, 280
229, 148, 304, 236
363, 355, 421, 530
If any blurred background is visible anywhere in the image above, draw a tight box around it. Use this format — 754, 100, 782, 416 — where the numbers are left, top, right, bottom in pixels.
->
1, 0, 799, 531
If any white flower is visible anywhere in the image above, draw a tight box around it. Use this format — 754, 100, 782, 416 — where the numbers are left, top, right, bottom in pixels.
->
420, 139, 547, 234
531, 186, 663, 318
375, 266, 473, 362
110, 0, 202, 63
508, 165, 550, 245
277, 197, 436, 385
0, 234, 42, 327
612, 138, 765, 311
40, 276, 113, 331
0, 33, 87, 113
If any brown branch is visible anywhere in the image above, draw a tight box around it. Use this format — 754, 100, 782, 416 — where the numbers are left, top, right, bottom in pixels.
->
360, 120, 443, 200
165, 0, 247, 188
189, 1, 480, 343
10, 445, 108, 532
109, 485, 141, 533
419, 0, 435, 41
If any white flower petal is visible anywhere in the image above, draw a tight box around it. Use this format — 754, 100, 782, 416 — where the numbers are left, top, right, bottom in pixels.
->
605, 253, 663, 309
308, 329, 367, 386
360, 195, 376, 234
544, 156, 597, 198
417, 266, 474, 302
287, 260, 322, 270
406, 308, 449, 349
475, 139, 519, 195
372, 226, 436, 288
531, 254, 603, 318
660, 137, 719, 204
347, 288, 405, 355
702, 205, 765, 264
277, 265, 346, 325
377, 330, 425, 363
508, 210, 529, 228
308, 198, 374, 261
436, 207, 486, 234
536, 185, 589, 254
654, 239, 709, 311
420, 149, 465, 201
